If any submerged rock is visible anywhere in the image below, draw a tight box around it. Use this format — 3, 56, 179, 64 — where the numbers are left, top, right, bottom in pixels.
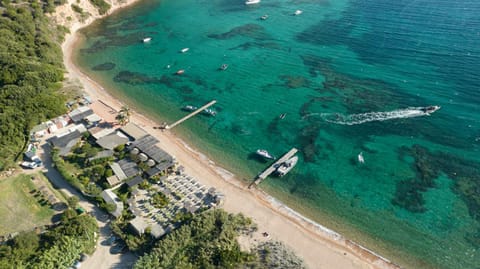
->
92, 62, 116, 71
208, 23, 270, 40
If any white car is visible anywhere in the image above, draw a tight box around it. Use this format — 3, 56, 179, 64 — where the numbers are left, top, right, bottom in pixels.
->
21, 161, 38, 169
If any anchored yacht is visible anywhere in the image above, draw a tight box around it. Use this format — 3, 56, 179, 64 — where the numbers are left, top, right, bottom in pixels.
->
256, 149, 275, 160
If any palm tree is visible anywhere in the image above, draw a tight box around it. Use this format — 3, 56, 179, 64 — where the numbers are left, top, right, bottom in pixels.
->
116, 105, 130, 125
116, 113, 127, 126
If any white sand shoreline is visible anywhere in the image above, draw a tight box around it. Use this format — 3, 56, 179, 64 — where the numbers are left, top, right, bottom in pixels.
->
58, 1, 401, 268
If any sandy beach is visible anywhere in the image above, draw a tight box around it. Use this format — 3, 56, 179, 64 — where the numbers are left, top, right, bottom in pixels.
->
59, 1, 401, 268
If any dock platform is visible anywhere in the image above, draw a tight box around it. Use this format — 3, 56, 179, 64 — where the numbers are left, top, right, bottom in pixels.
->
249, 147, 298, 188
165, 100, 217, 129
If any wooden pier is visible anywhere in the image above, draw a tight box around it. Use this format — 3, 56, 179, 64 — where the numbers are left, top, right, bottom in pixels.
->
165, 100, 217, 129
249, 147, 298, 188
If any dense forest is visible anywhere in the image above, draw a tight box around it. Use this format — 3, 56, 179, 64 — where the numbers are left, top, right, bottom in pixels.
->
0, 0, 68, 170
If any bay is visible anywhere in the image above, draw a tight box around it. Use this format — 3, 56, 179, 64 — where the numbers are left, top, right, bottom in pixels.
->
75, 0, 480, 267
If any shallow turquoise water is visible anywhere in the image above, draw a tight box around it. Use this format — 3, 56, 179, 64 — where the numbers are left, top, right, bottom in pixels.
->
75, 0, 480, 267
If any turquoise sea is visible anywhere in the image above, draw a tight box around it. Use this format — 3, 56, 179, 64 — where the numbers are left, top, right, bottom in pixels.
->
74, 0, 480, 268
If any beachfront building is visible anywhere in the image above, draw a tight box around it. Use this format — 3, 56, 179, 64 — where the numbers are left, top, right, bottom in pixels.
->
101, 189, 124, 218
68, 106, 94, 124
84, 113, 102, 127
126, 175, 145, 188
118, 159, 141, 178
128, 135, 176, 173
89, 126, 115, 140
48, 126, 86, 156
95, 131, 129, 150
120, 122, 148, 141
110, 162, 128, 181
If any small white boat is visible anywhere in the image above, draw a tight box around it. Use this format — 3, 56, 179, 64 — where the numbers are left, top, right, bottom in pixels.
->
182, 105, 198, 112
180, 48, 189, 53
220, 64, 228, 71
245, 0, 260, 5
143, 37, 152, 43
276, 156, 298, 176
261, 14, 269, 20
294, 10, 303, 15
256, 149, 275, 160
358, 152, 365, 164
203, 108, 217, 116
279, 113, 286, 119
175, 69, 185, 75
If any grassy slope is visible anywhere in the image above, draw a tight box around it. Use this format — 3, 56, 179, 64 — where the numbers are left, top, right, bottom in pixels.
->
0, 174, 59, 235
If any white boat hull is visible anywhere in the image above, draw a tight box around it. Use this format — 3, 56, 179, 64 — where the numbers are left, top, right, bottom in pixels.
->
276, 156, 298, 176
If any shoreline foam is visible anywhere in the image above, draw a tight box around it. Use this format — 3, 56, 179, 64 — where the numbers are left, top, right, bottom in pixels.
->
58, 1, 401, 268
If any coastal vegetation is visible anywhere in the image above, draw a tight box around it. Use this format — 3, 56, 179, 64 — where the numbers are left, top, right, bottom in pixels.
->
88, 0, 110, 15
0, 0, 67, 171
134, 209, 305, 269
134, 210, 254, 269
0, 214, 98, 268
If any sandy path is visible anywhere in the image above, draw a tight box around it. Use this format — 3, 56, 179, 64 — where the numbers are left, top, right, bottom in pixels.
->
60, 4, 400, 269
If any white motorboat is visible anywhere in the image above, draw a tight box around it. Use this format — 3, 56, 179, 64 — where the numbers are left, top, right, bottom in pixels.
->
261, 14, 269, 20
294, 10, 303, 15
143, 37, 152, 43
180, 48, 189, 53
175, 69, 185, 75
358, 152, 365, 164
256, 149, 275, 160
276, 156, 298, 176
182, 105, 198, 112
203, 108, 217, 116
220, 64, 228, 71
245, 0, 260, 5
420, 106, 441, 115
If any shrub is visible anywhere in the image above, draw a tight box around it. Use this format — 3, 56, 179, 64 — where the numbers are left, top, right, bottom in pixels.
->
88, 0, 110, 15
71, 4, 83, 14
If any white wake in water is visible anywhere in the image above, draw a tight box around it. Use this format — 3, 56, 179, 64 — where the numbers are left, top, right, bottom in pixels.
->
321, 107, 429, 125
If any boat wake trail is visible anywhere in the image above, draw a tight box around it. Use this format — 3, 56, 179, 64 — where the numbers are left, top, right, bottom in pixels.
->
320, 107, 431, 125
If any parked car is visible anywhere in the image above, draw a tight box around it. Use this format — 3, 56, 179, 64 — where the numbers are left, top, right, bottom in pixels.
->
110, 242, 127, 254
21, 161, 38, 169
33, 158, 43, 166
70, 260, 81, 269
79, 253, 87, 262
104, 235, 118, 246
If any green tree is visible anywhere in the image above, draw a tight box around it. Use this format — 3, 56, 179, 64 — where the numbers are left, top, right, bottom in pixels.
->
104, 203, 116, 213
67, 196, 80, 209
134, 210, 255, 269
115, 105, 130, 126
0, 1, 66, 170
11, 231, 40, 263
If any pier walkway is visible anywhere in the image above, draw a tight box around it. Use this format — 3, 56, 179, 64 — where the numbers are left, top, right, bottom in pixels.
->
165, 100, 217, 129
249, 147, 298, 188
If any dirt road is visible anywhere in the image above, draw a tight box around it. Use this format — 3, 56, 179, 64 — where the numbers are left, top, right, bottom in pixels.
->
36, 137, 136, 268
